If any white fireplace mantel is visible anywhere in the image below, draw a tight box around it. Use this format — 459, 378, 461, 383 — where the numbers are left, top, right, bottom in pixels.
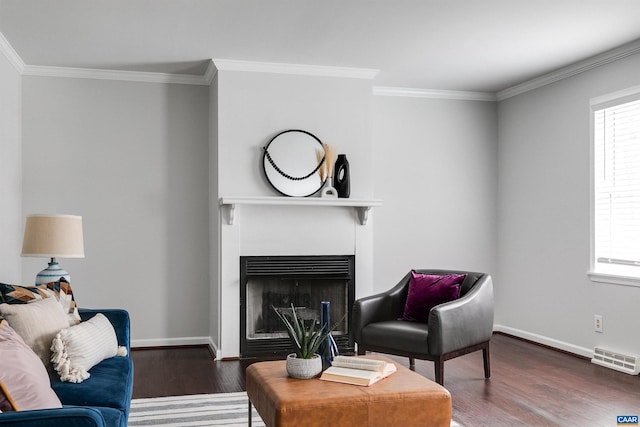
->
220, 196, 382, 226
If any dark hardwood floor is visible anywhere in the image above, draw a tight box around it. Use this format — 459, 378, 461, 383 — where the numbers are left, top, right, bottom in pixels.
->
131, 333, 640, 427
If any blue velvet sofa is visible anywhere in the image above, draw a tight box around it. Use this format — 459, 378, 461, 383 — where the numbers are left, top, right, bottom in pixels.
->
0, 309, 134, 427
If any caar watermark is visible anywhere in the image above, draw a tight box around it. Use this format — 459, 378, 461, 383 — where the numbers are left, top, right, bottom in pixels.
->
617, 415, 639, 426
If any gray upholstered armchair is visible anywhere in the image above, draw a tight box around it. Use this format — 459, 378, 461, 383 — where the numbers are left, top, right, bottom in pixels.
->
352, 269, 494, 385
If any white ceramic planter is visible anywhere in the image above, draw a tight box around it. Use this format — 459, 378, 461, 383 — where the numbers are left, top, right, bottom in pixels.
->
286, 353, 322, 379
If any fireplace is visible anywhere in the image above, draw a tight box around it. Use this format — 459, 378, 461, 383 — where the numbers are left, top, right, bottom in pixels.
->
240, 255, 355, 357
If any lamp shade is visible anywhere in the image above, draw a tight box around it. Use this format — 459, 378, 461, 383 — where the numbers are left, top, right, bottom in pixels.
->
21, 214, 85, 258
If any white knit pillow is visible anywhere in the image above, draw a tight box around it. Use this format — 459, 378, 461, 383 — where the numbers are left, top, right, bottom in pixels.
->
51, 313, 127, 383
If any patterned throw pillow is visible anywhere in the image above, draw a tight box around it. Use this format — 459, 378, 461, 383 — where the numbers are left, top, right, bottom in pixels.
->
0, 279, 80, 326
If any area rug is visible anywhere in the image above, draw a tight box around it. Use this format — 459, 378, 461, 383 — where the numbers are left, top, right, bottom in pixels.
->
129, 392, 264, 426
129, 392, 462, 426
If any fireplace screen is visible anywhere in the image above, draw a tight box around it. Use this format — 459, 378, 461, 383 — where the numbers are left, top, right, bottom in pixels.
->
240, 255, 355, 357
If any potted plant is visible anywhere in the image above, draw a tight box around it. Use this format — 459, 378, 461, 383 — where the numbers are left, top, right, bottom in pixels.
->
272, 304, 343, 379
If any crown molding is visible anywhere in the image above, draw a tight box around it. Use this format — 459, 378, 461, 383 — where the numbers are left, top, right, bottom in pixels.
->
497, 38, 640, 101
213, 58, 379, 80
4, 27, 639, 97
21, 65, 210, 85
0, 31, 209, 84
0, 32, 25, 73
373, 86, 496, 102
203, 59, 217, 84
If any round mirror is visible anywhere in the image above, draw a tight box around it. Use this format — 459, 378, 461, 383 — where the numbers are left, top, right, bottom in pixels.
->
262, 129, 326, 197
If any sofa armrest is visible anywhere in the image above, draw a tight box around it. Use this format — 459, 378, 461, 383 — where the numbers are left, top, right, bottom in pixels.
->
0, 407, 105, 427
79, 309, 131, 353
427, 274, 494, 355
352, 273, 410, 345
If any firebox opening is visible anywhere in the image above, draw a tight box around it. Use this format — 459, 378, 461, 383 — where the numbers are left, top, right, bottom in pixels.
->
240, 255, 355, 358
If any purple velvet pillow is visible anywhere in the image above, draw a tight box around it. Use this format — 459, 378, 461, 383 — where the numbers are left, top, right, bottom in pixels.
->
399, 271, 466, 323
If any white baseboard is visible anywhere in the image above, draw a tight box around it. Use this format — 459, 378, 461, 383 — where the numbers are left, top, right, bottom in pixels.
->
131, 328, 590, 362
493, 324, 592, 359
132, 336, 221, 359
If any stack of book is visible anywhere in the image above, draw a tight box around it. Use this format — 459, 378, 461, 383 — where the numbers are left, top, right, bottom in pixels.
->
319, 356, 397, 386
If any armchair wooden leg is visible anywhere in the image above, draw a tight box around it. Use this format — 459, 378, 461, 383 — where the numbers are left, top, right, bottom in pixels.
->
409, 357, 415, 370
483, 342, 491, 379
434, 358, 444, 385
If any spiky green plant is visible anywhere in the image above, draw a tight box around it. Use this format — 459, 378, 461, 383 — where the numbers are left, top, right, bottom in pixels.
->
272, 304, 344, 359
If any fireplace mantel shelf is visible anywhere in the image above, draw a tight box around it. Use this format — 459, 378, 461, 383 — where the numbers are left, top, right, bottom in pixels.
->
220, 196, 382, 225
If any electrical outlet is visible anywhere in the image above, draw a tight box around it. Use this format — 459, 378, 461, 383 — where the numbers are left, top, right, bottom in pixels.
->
594, 315, 603, 333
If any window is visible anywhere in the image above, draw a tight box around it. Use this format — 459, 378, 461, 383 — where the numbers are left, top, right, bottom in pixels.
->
590, 87, 640, 286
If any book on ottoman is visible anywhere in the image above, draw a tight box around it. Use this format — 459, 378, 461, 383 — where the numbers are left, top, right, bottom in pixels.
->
319, 356, 397, 386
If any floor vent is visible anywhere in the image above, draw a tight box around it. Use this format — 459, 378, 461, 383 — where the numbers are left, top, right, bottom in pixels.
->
591, 347, 640, 375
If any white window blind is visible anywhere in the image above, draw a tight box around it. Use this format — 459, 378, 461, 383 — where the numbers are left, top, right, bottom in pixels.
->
593, 97, 640, 275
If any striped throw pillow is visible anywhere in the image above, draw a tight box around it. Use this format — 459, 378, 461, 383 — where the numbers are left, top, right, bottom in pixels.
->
51, 313, 127, 383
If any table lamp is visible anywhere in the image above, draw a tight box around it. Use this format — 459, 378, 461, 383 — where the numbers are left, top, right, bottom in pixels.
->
21, 214, 85, 285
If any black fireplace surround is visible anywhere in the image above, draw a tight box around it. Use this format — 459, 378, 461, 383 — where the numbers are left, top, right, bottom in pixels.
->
240, 255, 355, 358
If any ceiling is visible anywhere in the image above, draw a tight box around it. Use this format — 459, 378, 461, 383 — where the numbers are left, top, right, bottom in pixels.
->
2, 0, 640, 93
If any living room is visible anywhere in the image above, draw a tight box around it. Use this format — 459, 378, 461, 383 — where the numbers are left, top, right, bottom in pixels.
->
1, 1, 640, 426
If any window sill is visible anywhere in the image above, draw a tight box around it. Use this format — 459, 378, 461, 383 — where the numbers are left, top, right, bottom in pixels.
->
587, 270, 640, 288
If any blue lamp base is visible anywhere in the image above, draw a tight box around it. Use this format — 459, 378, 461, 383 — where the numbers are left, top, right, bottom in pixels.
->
35, 258, 70, 285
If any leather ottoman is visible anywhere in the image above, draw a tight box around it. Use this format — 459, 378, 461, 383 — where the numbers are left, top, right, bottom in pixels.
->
246, 356, 451, 427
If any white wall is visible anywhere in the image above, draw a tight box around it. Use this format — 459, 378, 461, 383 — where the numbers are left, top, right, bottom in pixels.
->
372, 95, 498, 290
497, 51, 640, 357
214, 69, 376, 357
21, 76, 210, 345
11, 42, 640, 361
209, 74, 220, 352
0, 47, 22, 282
217, 71, 374, 198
